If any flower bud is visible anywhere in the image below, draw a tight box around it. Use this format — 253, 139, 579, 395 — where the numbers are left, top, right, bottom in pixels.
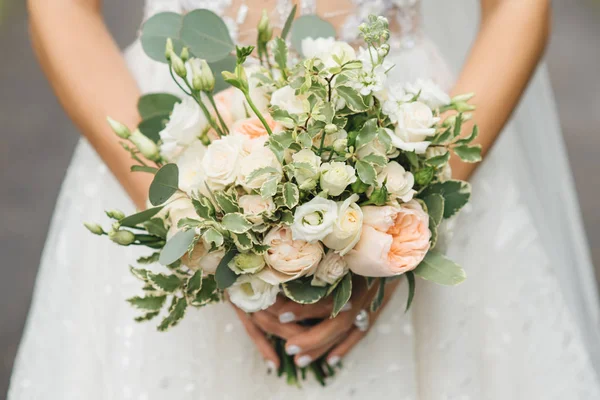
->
455, 102, 476, 113
165, 38, 174, 61
84, 222, 105, 235
199, 60, 215, 92
190, 59, 204, 91
170, 52, 187, 78
107, 117, 131, 139
325, 124, 338, 134
368, 185, 388, 206
378, 44, 390, 57
109, 230, 136, 246
180, 47, 190, 62
257, 10, 272, 43
378, 16, 389, 28
333, 138, 348, 153
105, 209, 126, 220
442, 115, 457, 128
452, 92, 475, 103
129, 130, 161, 161
358, 23, 367, 32
381, 31, 390, 41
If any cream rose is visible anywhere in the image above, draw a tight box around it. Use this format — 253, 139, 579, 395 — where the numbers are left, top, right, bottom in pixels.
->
202, 135, 243, 190
270, 85, 305, 115
238, 195, 276, 224
322, 194, 363, 255
228, 275, 279, 313
176, 141, 209, 197
301, 37, 356, 69
320, 161, 357, 196
259, 226, 324, 284
312, 252, 349, 286
375, 161, 415, 203
291, 196, 339, 243
345, 201, 431, 277
237, 147, 283, 191
159, 97, 209, 161
291, 149, 321, 189
387, 101, 439, 154
404, 79, 451, 110
184, 247, 225, 275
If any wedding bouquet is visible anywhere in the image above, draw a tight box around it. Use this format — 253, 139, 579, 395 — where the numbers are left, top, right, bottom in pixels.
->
86, 7, 480, 385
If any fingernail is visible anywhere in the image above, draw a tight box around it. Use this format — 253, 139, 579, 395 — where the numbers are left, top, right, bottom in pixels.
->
341, 302, 352, 312
279, 312, 296, 324
328, 356, 341, 367
265, 360, 277, 374
296, 355, 312, 368
286, 345, 301, 355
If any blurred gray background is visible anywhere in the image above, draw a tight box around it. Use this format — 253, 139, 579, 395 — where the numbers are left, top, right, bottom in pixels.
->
0, 0, 599, 396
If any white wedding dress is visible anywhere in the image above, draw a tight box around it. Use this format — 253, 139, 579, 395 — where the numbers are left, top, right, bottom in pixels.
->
8, 1, 600, 399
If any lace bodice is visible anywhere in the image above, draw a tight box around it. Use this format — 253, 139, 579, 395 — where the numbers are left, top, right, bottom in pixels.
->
143, 0, 422, 48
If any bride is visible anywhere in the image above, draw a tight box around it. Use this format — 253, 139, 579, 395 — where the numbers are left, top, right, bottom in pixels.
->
10, 0, 600, 398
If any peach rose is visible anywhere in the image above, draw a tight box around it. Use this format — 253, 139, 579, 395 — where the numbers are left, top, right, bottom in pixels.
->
345, 200, 431, 277
258, 226, 324, 284
230, 115, 279, 154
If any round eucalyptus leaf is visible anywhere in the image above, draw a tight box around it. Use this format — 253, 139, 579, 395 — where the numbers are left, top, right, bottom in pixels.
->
149, 164, 179, 206
158, 229, 196, 266
290, 15, 336, 55
138, 93, 181, 119
181, 10, 235, 62
138, 114, 169, 143
141, 12, 186, 63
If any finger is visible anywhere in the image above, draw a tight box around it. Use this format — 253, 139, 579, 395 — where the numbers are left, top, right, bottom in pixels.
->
232, 305, 280, 370
294, 340, 340, 368
285, 312, 355, 354
251, 310, 308, 340
275, 297, 335, 323
263, 295, 290, 317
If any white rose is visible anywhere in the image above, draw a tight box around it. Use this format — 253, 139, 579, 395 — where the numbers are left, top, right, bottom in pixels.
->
270, 85, 305, 115
159, 97, 209, 161
375, 161, 416, 203
239, 195, 276, 224
320, 162, 357, 196
291, 196, 338, 243
202, 135, 243, 190
292, 149, 321, 189
176, 141, 209, 197
301, 37, 356, 69
312, 252, 349, 286
426, 147, 452, 182
228, 275, 279, 313
388, 101, 439, 154
237, 147, 283, 191
259, 226, 324, 284
404, 79, 451, 110
322, 194, 363, 255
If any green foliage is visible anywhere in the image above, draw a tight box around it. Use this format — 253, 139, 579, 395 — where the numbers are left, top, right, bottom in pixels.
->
370, 278, 386, 312
149, 164, 179, 206
214, 191, 240, 214
138, 93, 181, 119
138, 114, 169, 142
413, 250, 466, 286
158, 229, 196, 266
283, 278, 330, 304
215, 250, 239, 289
127, 295, 167, 311
282, 182, 300, 209
355, 160, 377, 186
290, 15, 336, 55
147, 272, 182, 293
280, 4, 297, 40
158, 297, 188, 331
120, 206, 164, 228
336, 86, 369, 112
331, 273, 352, 317
222, 213, 253, 234
405, 271, 416, 312
419, 180, 471, 219
453, 144, 482, 163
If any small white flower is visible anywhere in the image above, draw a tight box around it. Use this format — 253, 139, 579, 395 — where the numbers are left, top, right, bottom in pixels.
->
301, 37, 356, 69
291, 196, 339, 243
322, 194, 363, 256
312, 252, 349, 286
176, 142, 208, 197
237, 147, 283, 191
387, 101, 439, 154
202, 135, 243, 190
320, 162, 357, 196
159, 97, 209, 161
228, 275, 279, 313
270, 85, 305, 115
404, 79, 451, 110
375, 161, 416, 203
292, 149, 321, 189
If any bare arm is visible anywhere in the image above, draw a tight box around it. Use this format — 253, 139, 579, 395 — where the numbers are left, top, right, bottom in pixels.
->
450, 0, 552, 180
28, 0, 151, 209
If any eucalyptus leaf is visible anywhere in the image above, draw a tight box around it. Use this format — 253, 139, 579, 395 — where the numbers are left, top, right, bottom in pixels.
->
138, 114, 169, 143
215, 250, 239, 289
149, 164, 179, 206
138, 93, 181, 119
144, 218, 168, 239
290, 15, 336, 55
331, 273, 352, 318
140, 12, 187, 62
159, 229, 196, 266
413, 250, 466, 286
283, 278, 329, 304
120, 206, 164, 227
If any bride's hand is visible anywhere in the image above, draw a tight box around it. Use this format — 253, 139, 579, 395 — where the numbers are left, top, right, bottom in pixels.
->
271, 277, 400, 367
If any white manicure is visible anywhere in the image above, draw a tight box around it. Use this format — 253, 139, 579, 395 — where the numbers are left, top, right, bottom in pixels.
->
328, 356, 341, 366
341, 302, 352, 312
296, 355, 312, 368
286, 345, 301, 355
279, 312, 296, 324
265, 360, 277, 373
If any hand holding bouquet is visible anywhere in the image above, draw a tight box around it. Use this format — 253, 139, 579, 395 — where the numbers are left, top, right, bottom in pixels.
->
86, 8, 480, 385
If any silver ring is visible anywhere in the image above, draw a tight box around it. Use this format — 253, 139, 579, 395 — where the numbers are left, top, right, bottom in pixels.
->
354, 309, 370, 332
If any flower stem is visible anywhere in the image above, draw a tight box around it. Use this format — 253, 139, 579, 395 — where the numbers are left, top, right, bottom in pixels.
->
206, 92, 230, 135
243, 91, 273, 135
193, 92, 224, 137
